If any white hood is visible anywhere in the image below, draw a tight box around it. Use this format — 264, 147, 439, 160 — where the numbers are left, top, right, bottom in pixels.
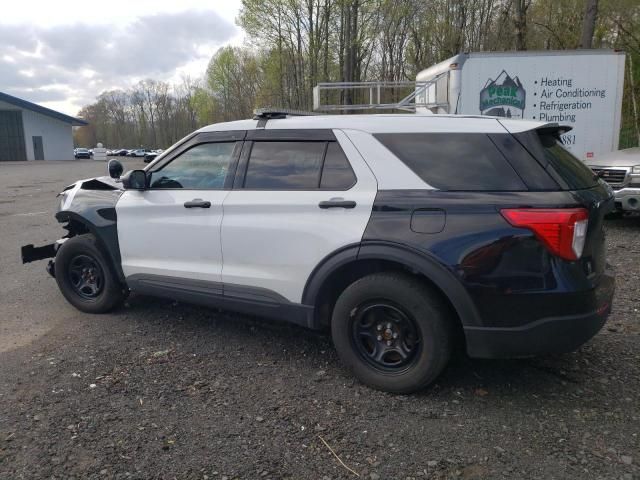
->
587, 147, 640, 167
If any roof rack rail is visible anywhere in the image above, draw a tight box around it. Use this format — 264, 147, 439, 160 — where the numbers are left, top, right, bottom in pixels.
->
253, 108, 321, 120
312, 72, 450, 112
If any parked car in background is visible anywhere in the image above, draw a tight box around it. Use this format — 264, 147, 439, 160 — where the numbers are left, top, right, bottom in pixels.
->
587, 147, 640, 214
24, 111, 615, 393
74, 148, 91, 159
143, 150, 163, 163
128, 149, 150, 157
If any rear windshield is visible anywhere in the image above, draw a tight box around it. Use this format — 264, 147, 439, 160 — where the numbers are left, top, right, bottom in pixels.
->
514, 131, 598, 190
374, 133, 526, 191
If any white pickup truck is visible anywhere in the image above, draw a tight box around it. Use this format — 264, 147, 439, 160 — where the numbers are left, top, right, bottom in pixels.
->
587, 147, 640, 213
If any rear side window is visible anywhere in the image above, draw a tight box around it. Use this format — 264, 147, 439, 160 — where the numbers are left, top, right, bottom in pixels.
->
243, 141, 356, 190
514, 131, 598, 190
489, 133, 558, 190
374, 133, 526, 191
244, 142, 325, 189
320, 142, 356, 189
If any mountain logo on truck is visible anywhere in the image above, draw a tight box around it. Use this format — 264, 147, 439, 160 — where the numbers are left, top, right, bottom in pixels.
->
479, 70, 526, 118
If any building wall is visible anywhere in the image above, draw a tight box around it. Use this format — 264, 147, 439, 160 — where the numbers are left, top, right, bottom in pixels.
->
0, 100, 74, 160
22, 108, 74, 160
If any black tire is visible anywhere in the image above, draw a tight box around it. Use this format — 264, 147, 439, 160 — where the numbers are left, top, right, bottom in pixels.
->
331, 273, 453, 394
54, 234, 125, 313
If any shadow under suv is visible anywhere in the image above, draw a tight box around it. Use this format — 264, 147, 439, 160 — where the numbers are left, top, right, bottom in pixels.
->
22, 111, 615, 393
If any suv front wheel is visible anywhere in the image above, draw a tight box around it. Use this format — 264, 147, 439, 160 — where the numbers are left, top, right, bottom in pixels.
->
54, 234, 125, 313
331, 273, 453, 393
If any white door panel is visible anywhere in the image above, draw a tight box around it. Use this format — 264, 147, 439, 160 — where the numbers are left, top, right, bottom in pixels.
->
221, 133, 377, 303
221, 191, 373, 302
117, 190, 229, 282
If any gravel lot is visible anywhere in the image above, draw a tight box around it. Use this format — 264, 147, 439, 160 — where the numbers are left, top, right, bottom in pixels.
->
0, 160, 638, 480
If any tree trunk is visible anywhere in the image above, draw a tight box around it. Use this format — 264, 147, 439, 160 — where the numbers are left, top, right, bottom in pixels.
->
342, 2, 353, 106
277, 9, 285, 107
629, 55, 640, 146
580, 0, 599, 49
513, 0, 528, 50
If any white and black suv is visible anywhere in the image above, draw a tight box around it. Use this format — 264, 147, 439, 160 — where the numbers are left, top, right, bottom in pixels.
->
22, 111, 615, 393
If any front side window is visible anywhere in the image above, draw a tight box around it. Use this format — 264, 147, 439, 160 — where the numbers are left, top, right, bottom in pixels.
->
244, 141, 326, 189
149, 142, 236, 189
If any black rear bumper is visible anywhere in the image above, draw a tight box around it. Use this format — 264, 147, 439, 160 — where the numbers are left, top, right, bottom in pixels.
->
464, 274, 615, 358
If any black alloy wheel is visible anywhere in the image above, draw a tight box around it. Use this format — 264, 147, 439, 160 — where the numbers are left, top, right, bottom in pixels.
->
54, 234, 125, 313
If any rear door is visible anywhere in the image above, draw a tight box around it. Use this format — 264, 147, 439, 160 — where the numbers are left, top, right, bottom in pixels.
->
221, 129, 377, 304
116, 131, 244, 284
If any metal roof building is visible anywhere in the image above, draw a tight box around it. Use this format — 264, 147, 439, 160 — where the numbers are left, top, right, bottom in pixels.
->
0, 91, 88, 161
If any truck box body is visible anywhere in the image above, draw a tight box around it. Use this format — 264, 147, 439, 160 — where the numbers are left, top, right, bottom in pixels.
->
416, 50, 626, 161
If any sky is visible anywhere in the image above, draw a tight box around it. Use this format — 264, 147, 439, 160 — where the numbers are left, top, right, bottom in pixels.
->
0, 0, 244, 116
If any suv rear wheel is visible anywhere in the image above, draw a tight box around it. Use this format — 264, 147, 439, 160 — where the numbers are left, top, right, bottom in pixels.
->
55, 234, 125, 313
331, 273, 453, 393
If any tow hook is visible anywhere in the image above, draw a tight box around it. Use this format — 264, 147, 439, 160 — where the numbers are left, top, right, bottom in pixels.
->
46, 260, 56, 279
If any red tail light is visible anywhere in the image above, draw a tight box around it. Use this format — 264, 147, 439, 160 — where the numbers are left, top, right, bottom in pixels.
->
500, 208, 589, 261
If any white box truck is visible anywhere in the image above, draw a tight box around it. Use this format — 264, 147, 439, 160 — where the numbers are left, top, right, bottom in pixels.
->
416, 50, 626, 161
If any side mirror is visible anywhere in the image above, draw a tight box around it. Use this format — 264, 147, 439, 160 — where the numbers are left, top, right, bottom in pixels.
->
108, 159, 124, 179
121, 170, 148, 190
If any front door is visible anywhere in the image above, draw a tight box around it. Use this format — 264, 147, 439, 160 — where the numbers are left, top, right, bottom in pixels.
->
32, 136, 44, 160
116, 139, 242, 285
221, 130, 378, 304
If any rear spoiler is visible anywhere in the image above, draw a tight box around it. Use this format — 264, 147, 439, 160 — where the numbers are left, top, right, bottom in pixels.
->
535, 123, 573, 136
533, 123, 573, 148
498, 119, 573, 136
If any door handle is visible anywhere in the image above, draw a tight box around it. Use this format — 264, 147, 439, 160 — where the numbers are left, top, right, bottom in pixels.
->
318, 199, 357, 209
184, 199, 211, 209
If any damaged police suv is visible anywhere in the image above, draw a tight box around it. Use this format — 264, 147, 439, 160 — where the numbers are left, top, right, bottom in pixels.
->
22, 111, 615, 393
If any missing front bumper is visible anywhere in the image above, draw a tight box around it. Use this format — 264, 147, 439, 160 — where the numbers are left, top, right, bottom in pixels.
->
22, 244, 58, 278
21, 238, 67, 275
21, 243, 57, 264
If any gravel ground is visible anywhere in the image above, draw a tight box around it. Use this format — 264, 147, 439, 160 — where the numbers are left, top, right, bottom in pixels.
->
0, 160, 638, 480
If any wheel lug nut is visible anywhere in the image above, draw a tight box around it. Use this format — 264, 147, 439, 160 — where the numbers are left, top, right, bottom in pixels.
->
386, 340, 392, 346
386, 322, 392, 329
392, 333, 398, 339
376, 324, 383, 331
377, 335, 383, 341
